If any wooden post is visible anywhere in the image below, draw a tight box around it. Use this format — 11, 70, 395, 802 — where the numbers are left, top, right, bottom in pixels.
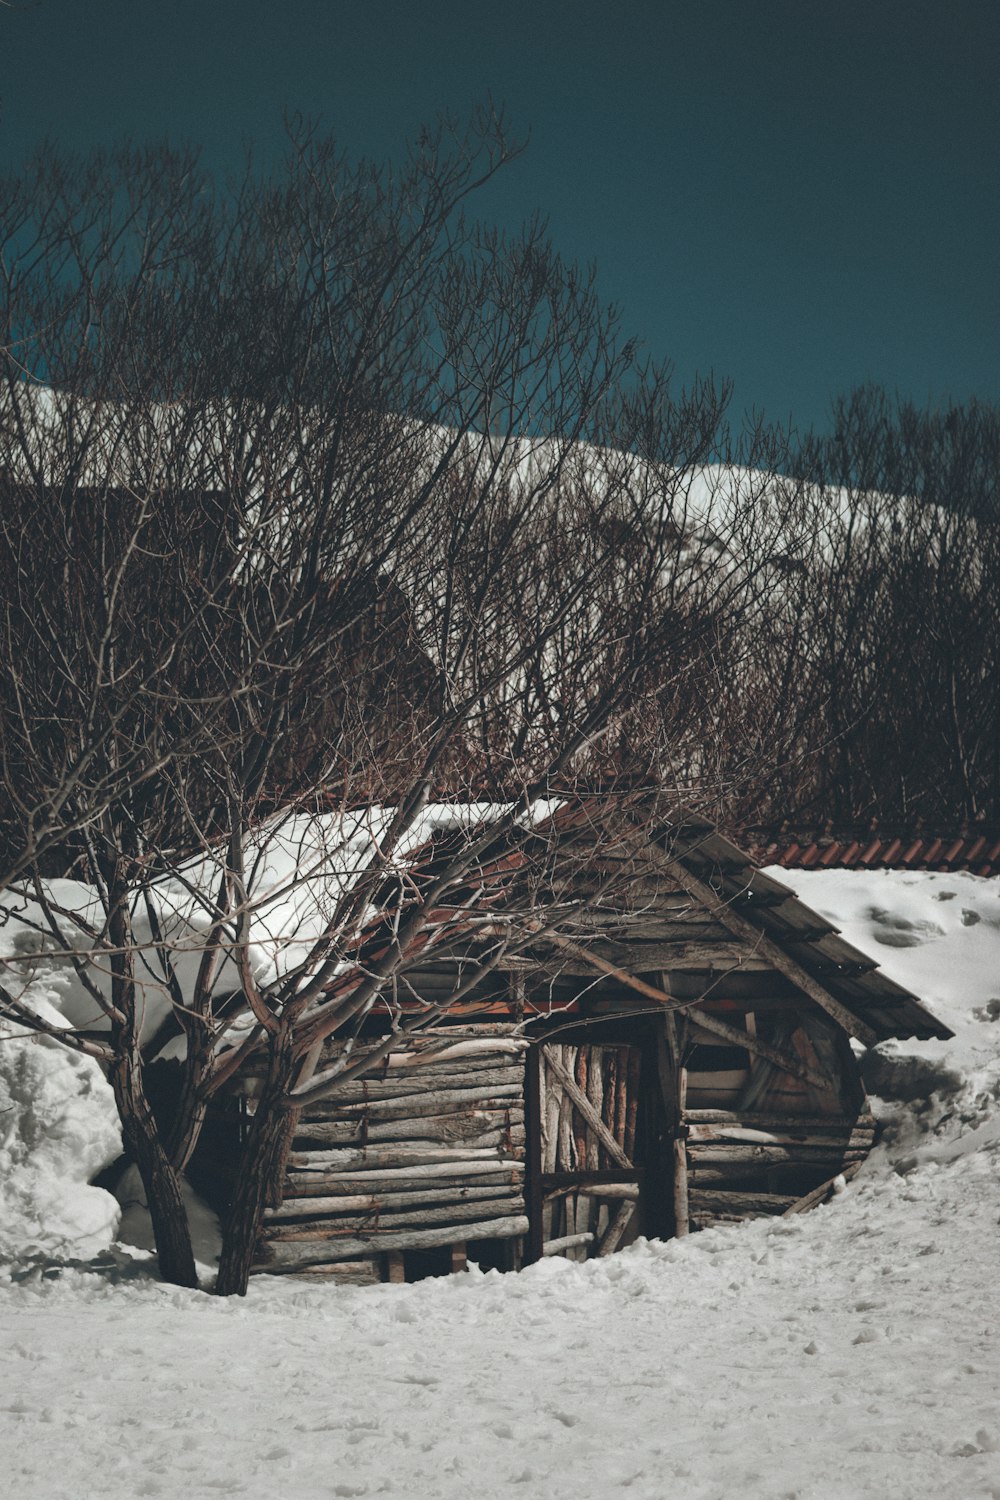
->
524, 1045, 544, 1265
656, 982, 689, 1239
385, 1251, 406, 1283
573, 1047, 589, 1167
675, 1021, 689, 1237
450, 1241, 468, 1273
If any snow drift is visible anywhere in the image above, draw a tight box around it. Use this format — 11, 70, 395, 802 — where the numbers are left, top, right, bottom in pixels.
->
0, 867, 997, 1500
0, 982, 120, 1262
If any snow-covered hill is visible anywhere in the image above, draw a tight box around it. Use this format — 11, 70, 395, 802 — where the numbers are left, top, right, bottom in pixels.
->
1, 867, 998, 1500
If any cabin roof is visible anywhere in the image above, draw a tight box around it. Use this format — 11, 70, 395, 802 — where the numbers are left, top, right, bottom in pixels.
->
633, 810, 954, 1044
291, 795, 954, 1047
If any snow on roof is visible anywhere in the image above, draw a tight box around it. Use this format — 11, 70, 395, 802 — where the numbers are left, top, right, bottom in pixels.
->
0, 800, 557, 1043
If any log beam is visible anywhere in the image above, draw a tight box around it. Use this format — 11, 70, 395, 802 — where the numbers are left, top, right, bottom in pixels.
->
284, 1160, 524, 1195
542, 1232, 594, 1256
261, 1195, 525, 1241
255, 1215, 529, 1269
597, 1201, 635, 1257
265, 1181, 524, 1220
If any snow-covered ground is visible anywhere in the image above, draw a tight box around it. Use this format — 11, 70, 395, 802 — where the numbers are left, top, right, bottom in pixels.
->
2, 868, 999, 1500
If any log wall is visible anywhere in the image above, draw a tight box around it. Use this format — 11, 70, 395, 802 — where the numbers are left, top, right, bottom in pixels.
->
683, 1109, 876, 1228
252, 1026, 529, 1278
228, 981, 876, 1276
677, 1006, 874, 1230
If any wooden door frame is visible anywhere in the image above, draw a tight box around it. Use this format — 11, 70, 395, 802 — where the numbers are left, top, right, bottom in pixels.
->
524, 1033, 655, 1264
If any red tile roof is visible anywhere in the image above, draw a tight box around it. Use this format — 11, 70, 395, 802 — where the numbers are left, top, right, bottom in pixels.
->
749, 833, 1000, 878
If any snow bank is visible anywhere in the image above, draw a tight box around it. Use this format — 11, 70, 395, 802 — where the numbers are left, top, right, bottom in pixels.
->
772, 866, 1000, 1115
0, 981, 120, 1263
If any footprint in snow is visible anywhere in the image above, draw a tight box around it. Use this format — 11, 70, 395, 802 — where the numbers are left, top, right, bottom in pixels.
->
545, 1407, 580, 1427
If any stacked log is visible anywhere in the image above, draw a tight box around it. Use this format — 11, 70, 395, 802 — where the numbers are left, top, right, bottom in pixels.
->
253, 1027, 528, 1277
683, 1107, 876, 1230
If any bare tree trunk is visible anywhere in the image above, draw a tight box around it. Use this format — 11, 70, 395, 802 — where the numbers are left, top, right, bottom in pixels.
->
109, 1039, 199, 1289
105, 873, 199, 1288
215, 1028, 299, 1297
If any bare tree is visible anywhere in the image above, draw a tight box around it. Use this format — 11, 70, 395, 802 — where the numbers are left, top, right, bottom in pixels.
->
0, 118, 794, 1294
709, 386, 1000, 839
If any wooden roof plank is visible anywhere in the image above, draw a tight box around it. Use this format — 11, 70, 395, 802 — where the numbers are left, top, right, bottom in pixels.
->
666, 863, 879, 1047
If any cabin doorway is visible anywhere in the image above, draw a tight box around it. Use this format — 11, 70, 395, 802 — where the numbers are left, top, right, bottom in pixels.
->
530, 1040, 648, 1261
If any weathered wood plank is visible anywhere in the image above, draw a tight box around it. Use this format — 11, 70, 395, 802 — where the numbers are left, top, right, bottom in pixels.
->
686, 1123, 873, 1148
654, 998, 688, 1239
536, 936, 773, 972
258, 1258, 381, 1283
687, 1188, 800, 1214
573, 1047, 589, 1168
687, 1143, 870, 1167
536, 940, 773, 975
293, 1117, 525, 1149
288, 1142, 524, 1172
307, 1085, 524, 1123
375, 1038, 529, 1068
542, 1182, 640, 1203
265, 1181, 524, 1220
557, 1047, 575, 1171
283, 1161, 525, 1195
541, 1049, 560, 1175
542, 1232, 594, 1256
310, 1053, 525, 1083
624, 1048, 641, 1161
242, 1051, 525, 1087
254, 1215, 530, 1269
261, 1195, 526, 1241
525, 1041, 545, 1266
596, 1200, 635, 1257
586, 1048, 603, 1172
299, 1072, 524, 1111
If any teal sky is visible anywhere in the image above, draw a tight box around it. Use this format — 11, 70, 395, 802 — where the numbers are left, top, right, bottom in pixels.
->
3, 0, 998, 434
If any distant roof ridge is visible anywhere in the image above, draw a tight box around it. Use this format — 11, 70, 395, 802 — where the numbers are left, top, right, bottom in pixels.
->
746, 830, 1000, 877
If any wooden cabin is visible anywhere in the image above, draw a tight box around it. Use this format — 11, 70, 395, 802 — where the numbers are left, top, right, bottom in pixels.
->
198, 809, 951, 1284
